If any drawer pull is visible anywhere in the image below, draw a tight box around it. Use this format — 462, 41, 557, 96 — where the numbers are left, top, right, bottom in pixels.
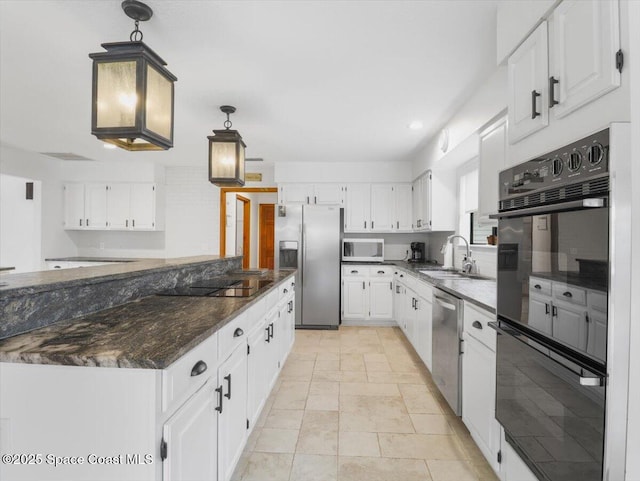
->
234, 327, 244, 337
269, 323, 274, 340
534, 284, 542, 289
224, 374, 232, 399
190, 360, 208, 377
265, 326, 271, 343
472, 321, 483, 330
283, 288, 288, 294
562, 291, 573, 298
351, 270, 359, 274
215, 386, 223, 413
377, 270, 385, 274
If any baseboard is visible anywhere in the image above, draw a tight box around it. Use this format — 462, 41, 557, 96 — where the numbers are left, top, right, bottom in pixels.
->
340, 319, 398, 327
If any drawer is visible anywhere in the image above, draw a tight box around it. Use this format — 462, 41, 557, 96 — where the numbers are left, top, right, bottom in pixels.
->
552, 283, 586, 306
463, 302, 496, 352
162, 332, 218, 413
529, 278, 552, 297
265, 287, 279, 311
279, 280, 294, 300
245, 298, 266, 329
342, 265, 367, 277
415, 279, 432, 302
218, 311, 249, 362
403, 273, 417, 291
589, 291, 607, 313
369, 266, 393, 277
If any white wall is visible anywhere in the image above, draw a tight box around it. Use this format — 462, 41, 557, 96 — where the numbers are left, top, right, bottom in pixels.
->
275, 160, 412, 183
0, 174, 41, 273
243, 192, 277, 268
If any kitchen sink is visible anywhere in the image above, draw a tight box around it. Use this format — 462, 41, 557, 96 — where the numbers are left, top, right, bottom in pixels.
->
419, 270, 478, 280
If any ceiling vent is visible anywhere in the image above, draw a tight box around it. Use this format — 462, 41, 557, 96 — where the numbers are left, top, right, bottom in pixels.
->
40, 152, 95, 161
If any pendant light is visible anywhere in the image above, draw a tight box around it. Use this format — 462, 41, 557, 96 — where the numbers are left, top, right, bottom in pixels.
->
89, 0, 177, 151
208, 106, 246, 186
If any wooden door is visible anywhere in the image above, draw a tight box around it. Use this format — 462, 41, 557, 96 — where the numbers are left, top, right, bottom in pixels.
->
259, 204, 275, 269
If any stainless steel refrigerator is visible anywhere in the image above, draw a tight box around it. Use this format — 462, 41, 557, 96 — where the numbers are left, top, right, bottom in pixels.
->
275, 204, 341, 329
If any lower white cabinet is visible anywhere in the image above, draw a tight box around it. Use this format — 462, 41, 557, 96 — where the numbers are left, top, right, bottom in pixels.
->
341, 265, 393, 322
163, 380, 218, 481
0, 276, 296, 481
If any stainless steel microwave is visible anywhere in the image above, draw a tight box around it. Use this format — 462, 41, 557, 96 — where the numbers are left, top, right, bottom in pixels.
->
342, 238, 384, 262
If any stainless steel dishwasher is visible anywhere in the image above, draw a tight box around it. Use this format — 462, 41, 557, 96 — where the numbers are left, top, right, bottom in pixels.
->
431, 288, 463, 416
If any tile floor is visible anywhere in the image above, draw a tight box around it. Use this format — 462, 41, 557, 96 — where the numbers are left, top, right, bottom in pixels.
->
232, 326, 499, 481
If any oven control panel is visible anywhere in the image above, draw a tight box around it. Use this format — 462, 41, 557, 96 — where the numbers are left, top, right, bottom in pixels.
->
499, 129, 609, 203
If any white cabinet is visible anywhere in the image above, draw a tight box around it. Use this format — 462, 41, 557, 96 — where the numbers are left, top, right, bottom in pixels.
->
461, 302, 500, 475
506, 0, 621, 144
344, 184, 371, 232
478, 117, 506, 221
278, 183, 344, 205
370, 184, 394, 232
217, 343, 248, 481
412, 176, 424, 230
278, 183, 312, 204
63, 182, 162, 231
341, 265, 393, 323
313, 184, 345, 205
412, 171, 456, 232
550, 0, 621, 119
394, 183, 413, 231
247, 318, 268, 429
507, 22, 549, 144
553, 302, 587, 351
163, 380, 218, 481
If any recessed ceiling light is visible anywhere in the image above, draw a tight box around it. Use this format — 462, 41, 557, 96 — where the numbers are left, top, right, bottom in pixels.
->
103, 143, 117, 150
409, 121, 423, 130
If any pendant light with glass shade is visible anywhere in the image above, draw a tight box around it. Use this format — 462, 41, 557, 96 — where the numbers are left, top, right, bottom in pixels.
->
89, 0, 177, 151
208, 106, 246, 186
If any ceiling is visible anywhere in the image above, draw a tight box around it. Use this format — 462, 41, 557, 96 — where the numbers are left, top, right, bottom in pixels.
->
0, 1, 498, 167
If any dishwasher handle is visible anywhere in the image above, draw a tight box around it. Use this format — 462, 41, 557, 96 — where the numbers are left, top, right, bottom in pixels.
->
434, 295, 457, 311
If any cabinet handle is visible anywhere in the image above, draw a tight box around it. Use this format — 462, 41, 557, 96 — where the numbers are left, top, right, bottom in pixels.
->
283, 288, 288, 294
372, 221, 374, 229
190, 360, 208, 377
362, 281, 365, 290
364, 221, 367, 229
79, 219, 83, 227
396, 285, 400, 294
126, 219, 128, 228
552, 305, 558, 317
562, 291, 573, 298
306, 196, 310, 204
224, 374, 232, 399
549, 76, 559, 108
545, 303, 550, 315
86, 218, 90, 227
411, 298, 416, 309
265, 326, 271, 343
534, 284, 542, 290
289, 300, 293, 313
414, 299, 419, 310
132, 219, 135, 228
314, 196, 317, 204
351, 270, 359, 274
400, 274, 404, 278
269, 323, 274, 339
396, 221, 399, 229
233, 327, 244, 337
215, 386, 223, 413
472, 321, 483, 330
531, 90, 541, 119
389, 282, 392, 290
377, 270, 385, 274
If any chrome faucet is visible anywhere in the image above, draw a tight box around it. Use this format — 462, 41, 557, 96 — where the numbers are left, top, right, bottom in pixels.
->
444, 235, 475, 274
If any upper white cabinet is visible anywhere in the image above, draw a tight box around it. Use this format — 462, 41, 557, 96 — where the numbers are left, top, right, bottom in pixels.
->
507, 22, 549, 144
63, 182, 162, 231
370, 184, 394, 232
550, 0, 621, 119
394, 183, 413, 231
344, 184, 371, 232
343, 183, 414, 233
278, 183, 344, 205
478, 117, 507, 221
506, 0, 621, 144
427, 170, 457, 232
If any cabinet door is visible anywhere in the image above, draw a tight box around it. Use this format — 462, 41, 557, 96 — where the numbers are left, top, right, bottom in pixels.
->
551, 0, 620, 119
85, 183, 108, 229
370, 184, 394, 232
107, 184, 130, 230
344, 184, 371, 232
279, 184, 313, 204
218, 344, 248, 481
247, 322, 268, 429
405, 288, 417, 344
587, 310, 607, 363
163, 380, 218, 481
528, 295, 552, 335
264, 309, 280, 391
369, 278, 394, 320
478, 118, 506, 220
313, 184, 344, 205
508, 21, 549, 143
462, 335, 498, 473
63, 183, 85, 229
553, 303, 588, 351
129, 184, 156, 230
394, 184, 413, 231
342, 276, 368, 320
415, 295, 433, 370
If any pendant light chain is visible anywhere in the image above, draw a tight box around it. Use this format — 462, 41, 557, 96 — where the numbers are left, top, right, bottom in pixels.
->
224, 113, 232, 130
130, 19, 144, 41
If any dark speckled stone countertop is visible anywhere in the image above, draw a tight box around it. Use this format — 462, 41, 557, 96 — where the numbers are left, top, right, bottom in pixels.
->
343, 260, 497, 313
0, 270, 294, 369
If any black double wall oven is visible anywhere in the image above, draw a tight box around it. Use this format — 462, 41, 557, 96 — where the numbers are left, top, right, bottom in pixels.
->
492, 129, 610, 481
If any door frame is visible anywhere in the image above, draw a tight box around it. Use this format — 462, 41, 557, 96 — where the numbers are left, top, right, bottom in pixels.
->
219, 187, 278, 258
236, 195, 251, 269
258, 203, 276, 269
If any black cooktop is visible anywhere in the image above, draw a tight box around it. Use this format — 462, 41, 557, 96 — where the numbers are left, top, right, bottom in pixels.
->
157, 279, 272, 298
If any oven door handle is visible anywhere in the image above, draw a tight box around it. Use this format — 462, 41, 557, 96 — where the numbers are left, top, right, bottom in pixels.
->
434, 296, 457, 311
489, 197, 607, 219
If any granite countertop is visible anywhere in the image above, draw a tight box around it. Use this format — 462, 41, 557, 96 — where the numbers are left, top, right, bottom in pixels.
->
0, 255, 241, 297
0, 270, 293, 369
45, 257, 139, 263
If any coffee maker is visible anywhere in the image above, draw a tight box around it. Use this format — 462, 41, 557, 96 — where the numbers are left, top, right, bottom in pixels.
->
409, 242, 425, 263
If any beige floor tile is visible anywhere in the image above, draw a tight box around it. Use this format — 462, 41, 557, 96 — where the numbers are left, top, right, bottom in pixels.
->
254, 428, 299, 454
340, 354, 366, 371
367, 371, 425, 383
312, 370, 342, 382
317, 351, 340, 361
340, 382, 400, 397
472, 460, 500, 481
315, 359, 341, 371
427, 460, 479, 481
280, 360, 315, 380
296, 428, 338, 455
338, 456, 431, 481
245, 427, 261, 452
310, 381, 340, 395
264, 409, 304, 430
339, 431, 381, 457
400, 384, 442, 414
363, 353, 389, 362
302, 410, 339, 430
313, 370, 368, 382
240, 452, 293, 481
410, 414, 454, 434
290, 454, 338, 481
365, 360, 393, 372
271, 391, 308, 410
457, 434, 488, 463
341, 343, 385, 354
306, 393, 339, 411
288, 352, 318, 362
378, 433, 468, 460
339, 397, 415, 434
